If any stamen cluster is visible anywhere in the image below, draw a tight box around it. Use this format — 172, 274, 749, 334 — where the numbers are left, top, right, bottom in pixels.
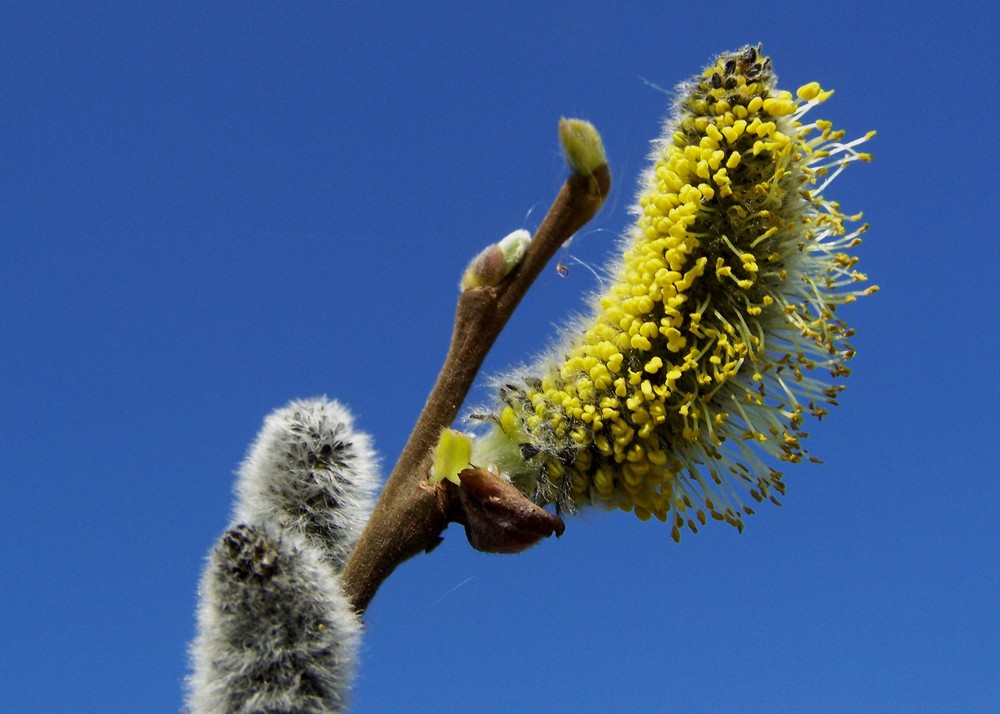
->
475, 45, 875, 541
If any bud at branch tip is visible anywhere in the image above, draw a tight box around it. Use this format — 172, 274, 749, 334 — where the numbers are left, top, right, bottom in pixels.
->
559, 117, 606, 177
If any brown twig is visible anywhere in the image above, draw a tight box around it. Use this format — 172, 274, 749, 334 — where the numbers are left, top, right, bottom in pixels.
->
341, 156, 610, 614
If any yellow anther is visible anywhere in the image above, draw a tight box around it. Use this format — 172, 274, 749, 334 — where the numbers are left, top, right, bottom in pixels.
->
499, 406, 519, 435
796, 82, 822, 101
762, 98, 796, 116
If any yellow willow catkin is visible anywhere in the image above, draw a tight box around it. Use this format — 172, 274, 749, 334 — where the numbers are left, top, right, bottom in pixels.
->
472, 45, 876, 542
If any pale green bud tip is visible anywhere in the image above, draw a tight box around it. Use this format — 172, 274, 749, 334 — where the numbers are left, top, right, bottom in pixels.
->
559, 118, 606, 176
460, 229, 532, 290
429, 428, 473, 485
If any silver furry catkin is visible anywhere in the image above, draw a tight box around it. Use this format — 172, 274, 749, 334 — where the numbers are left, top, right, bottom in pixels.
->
187, 523, 361, 714
187, 397, 380, 713
233, 398, 380, 571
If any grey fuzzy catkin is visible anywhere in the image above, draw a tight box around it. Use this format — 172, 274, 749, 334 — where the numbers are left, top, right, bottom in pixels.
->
233, 398, 380, 572
187, 397, 380, 713
187, 523, 361, 714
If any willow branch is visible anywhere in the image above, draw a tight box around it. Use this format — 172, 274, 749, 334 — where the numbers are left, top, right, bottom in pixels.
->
342, 128, 610, 614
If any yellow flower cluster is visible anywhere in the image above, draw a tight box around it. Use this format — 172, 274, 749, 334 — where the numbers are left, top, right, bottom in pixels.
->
475, 46, 876, 541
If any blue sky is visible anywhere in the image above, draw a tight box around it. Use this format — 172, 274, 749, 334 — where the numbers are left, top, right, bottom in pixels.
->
2, 2, 997, 712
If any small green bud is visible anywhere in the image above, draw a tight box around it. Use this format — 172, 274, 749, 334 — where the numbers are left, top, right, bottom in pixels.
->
460, 229, 531, 290
558, 117, 606, 176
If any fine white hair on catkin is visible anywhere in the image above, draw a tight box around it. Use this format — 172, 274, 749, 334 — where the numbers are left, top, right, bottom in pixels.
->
186, 522, 361, 714
188, 397, 380, 712
233, 397, 380, 572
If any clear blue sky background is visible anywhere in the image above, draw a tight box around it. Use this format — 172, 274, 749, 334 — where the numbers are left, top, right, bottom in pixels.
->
2, 3, 997, 712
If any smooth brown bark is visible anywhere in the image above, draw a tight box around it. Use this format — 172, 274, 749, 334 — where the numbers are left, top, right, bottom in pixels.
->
341, 164, 610, 614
